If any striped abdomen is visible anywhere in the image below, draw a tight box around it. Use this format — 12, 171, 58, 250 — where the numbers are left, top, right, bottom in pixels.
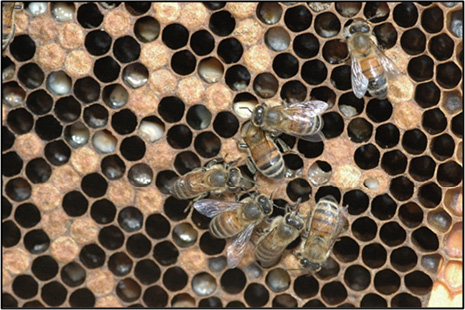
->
255, 220, 298, 267
281, 107, 322, 136
305, 200, 341, 262
360, 56, 388, 99
210, 210, 245, 239
248, 139, 284, 179
170, 168, 225, 200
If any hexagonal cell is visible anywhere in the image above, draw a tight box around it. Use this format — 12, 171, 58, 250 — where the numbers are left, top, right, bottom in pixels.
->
244, 283, 269, 307
374, 23, 397, 49
316, 257, 340, 280
284, 5, 312, 32
163, 266, 188, 291
333, 237, 359, 263
408, 55, 434, 82
427, 207, 452, 234
18, 63, 44, 89
421, 5, 444, 33
344, 265, 370, 291
390, 246, 418, 272
444, 186, 462, 216
134, 16, 160, 43
412, 226, 439, 252
143, 285, 168, 307
348, 118, 373, 143
381, 150, 407, 176
436, 62, 462, 89
363, 243, 388, 269
321, 281, 347, 305
293, 33, 319, 58
209, 10, 235, 36
401, 29, 426, 55
265, 27, 290, 52
380, 222, 406, 247
391, 293, 421, 307
308, 160, 332, 187
374, 269, 400, 295
361, 293, 387, 307
393, 2, 418, 28
447, 9, 463, 38
335, 2, 361, 18
314, 12, 340, 38
398, 202, 423, 228
2, 81, 26, 108
294, 275, 319, 299
364, 2, 389, 22
257, 2, 283, 25
415, 81, 440, 109
198, 57, 224, 84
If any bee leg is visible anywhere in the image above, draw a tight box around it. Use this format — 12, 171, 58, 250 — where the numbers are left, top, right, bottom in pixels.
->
205, 158, 221, 168
184, 194, 206, 214
237, 139, 248, 149
245, 157, 257, 175
275, 138, 291, 153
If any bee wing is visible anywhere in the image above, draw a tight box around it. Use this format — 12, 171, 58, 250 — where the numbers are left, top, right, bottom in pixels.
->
351, 55, 369, 99
373, 44, 401, 81
296, 130, 325, 143
226, 224, 255, 268
193, 199, 243, 218
285, 100, 329, 118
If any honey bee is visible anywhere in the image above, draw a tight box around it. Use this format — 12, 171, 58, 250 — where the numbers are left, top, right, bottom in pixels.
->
344, 19, 401, 100
169, 158, 250, 202
250, 100, 329, 142
254, 199, 305, 268
239, 121, 286, 179
2, 2, 22, 51
294, 195, 347, 272
194, 193, 273, 268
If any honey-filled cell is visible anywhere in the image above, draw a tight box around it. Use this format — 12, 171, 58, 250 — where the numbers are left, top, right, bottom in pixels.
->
1, 2, 461, 308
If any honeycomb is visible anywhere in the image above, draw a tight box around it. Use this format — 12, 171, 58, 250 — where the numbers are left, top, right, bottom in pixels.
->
1, 1, 463, 307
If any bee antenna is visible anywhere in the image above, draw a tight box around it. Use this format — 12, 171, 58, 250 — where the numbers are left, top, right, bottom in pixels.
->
273, 203, 286, 210
239, 106, 253, 113
367, 12, 384, 22
269, 179, 284, 200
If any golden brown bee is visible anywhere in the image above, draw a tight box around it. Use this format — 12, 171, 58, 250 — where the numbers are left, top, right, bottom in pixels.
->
344, 19, 401, 100
254, 200, 305, 268
294, 195, 347, 272
194, 193, 273, 268
2, 2, 22, 51
239, 121, 286, 179
251, 100, 328, 142
169, 158, 250, 201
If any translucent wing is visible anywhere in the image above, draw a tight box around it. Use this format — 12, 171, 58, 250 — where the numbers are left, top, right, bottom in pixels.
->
227, 224, 255, 268
297, 129, 326, 142
193, 199, 243, 218
351, 55, 369, 99
285, 100, 329, 118
373, 43, 401, 81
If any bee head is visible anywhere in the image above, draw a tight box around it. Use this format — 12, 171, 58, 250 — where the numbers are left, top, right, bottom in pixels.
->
226, 167, 242, 189
343, 19, 372, 39
251, 104, 265, 127
257, 194, 273, 215
243, 202, 262, 220
299, 258, 321, 272
210, 169, 227, 187
285, 213, 304, 231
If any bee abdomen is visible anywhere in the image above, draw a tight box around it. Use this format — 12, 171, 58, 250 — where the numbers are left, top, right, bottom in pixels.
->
209, 214, 242, 239
368, 75, 388, 99
171, 178, 194, 200
255, 238, 284, 267
256, 152, 284, 179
